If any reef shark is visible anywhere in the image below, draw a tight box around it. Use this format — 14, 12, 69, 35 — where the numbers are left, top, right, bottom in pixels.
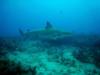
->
19, 21, 72, 46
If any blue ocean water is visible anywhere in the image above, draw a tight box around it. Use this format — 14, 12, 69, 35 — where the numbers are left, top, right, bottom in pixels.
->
0, 0, 100, 75
0, 0, 100, 36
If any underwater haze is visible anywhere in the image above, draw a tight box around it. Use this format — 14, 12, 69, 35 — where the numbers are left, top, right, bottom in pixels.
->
1, 0, 100, 75
0, 0, 100, 36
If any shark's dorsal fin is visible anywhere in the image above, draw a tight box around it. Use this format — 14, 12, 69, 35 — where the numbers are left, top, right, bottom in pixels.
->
45, 21, 53, 30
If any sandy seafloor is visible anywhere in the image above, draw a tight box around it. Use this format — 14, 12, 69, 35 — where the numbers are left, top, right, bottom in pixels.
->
0, 36, 100, 75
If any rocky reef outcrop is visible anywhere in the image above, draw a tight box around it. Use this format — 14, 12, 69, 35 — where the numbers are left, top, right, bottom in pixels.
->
72, 35, 100, 68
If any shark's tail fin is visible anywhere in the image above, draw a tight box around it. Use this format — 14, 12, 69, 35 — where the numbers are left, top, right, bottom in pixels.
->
19, 28, 24, 36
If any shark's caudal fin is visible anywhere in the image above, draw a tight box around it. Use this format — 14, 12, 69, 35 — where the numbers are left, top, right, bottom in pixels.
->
18, 28, 24, 36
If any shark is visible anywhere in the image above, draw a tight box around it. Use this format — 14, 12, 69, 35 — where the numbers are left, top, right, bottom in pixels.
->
19, 21, 72, 46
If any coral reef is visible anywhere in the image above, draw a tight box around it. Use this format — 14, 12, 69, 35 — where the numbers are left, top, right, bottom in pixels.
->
0, 24, 100, 75
73, 46, 100, 68
0, 57, 37, 75
0, 37, 21, 55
